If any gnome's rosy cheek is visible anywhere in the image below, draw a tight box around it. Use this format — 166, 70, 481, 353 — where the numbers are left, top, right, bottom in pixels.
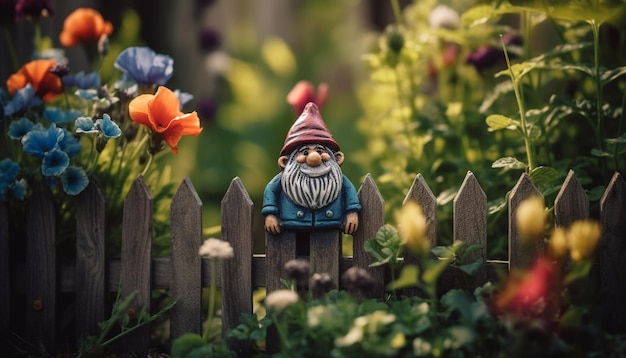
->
296, 155, 307, 163
321, 153, 331, 161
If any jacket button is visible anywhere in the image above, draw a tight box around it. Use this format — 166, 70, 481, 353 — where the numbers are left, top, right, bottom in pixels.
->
297, 211, 304, 218
325, 210, 333, 218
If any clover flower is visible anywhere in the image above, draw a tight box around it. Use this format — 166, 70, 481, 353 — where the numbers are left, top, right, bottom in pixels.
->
264, 289, 299, 312
198, 238, 234, 259
413, 337, 433, 356
336, 311, 396, 347
129, 86, 202, 154
59, 8, 113, 47
114, 47, 174, 86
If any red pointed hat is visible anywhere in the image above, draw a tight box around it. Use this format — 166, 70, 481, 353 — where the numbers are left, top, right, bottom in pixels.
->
280, 102, 339, 156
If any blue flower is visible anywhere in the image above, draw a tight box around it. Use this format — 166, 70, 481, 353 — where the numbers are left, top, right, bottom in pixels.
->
61, 166, 89, 195
12, 179, 28, 200
42, 148, 70, 176
75, 88, 99, 100
95, 113, 121, 138
0, 159, 20, 184
3, 84, 42, 116
75, 116, 98, 133
174, 89, 194, 110
8, 117, 35, 140
21, 123, 64, 159
44, 107, 82, 124
114, 47, 174, 85
62, 71, 100, 89
59, 128, 81, 156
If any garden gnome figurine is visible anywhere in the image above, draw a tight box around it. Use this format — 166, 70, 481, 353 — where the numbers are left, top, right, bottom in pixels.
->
262, 102, 361, 235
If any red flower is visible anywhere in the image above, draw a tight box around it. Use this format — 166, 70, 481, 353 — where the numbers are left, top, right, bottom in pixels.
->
6, 59, 63, 102
59, 8, 113, 47
495, 256, 560, 319
286, 81, 328, 115
129, 86, 203, 154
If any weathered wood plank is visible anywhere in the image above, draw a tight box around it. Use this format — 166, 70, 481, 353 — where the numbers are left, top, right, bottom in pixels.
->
0, 201, 10, 344
221, 177, 254, 356
265, 230, 296, 294
452, 171, 488, 289
75, 181, 106, 337
554, 170, 589, 228
119, 176, 152, 355
599, 172, 626, 331
402, 174, 437, 296
25, 185, 56, 350
353, 174, 386, 298
508, 173, 544, 269
310, 229, 341, 288
170, 177, 203, 340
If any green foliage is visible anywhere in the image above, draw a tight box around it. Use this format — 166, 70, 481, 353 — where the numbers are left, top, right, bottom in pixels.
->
364, 224, 404, 269
77, 288, 176, 358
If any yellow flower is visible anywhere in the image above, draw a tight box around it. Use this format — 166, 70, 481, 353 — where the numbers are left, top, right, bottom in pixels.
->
548, 227, 568, 259
569, 220, 601, 261
396, 200, 429, 257
515, 196, 546, 239
264, 289, 299, 312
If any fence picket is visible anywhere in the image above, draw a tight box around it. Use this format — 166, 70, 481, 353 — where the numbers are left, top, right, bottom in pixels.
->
402, 173, 437, 296
554, 170, 589, 228
508, 173, 544, 269
452, 171, 488, 288
75, 181, 106, 337
221, 177, 254, 356
353, 173, 385, 298
599, 172, 626, 331
120, 176, 153, 355
25, 185, 56, 349
170, 177, 203, 339
0, 201, 9, 344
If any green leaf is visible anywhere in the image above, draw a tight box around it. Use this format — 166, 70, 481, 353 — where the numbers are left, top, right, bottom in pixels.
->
564, 259, 593, 285
495, 62, 537, 80
492, 157, 527, 170
601, 66, 626, 85
485, 114, 520, 131
457, 261, 484, 276
365, 224, 403, 268
171, 333, 206, 358
529, 166, 562, 187
388, 264, 419, 290
508, 0, 625, 23
431, 245, 455, 259
587, 185, 606, 201
591, 148, 612, 157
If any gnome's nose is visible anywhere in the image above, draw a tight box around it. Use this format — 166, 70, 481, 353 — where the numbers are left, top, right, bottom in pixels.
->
306, 151, 322, 167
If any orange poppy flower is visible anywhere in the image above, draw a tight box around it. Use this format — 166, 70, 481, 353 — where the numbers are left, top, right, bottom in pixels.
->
129, 86, 203, 154
59, 8, 113, 47
6, 59, 63, 102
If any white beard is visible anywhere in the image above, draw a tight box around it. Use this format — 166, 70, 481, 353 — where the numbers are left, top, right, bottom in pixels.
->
281, 153, 343, 210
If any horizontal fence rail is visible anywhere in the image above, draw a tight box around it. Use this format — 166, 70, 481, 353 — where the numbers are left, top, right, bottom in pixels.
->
1, 170, 625, 355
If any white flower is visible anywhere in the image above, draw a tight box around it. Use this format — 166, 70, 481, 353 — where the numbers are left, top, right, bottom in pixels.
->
413, 337, 432, 356
428, 5, 460, 29
307, 305, 326, 327
335, 325, 364, 347
416, 302, 429, 314
198, 238, 234, 259
264, 289, 299, 312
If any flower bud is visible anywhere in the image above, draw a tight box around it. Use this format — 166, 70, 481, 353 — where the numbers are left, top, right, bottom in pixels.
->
284, 259, 310, 286
265, 289, 299, 312
515, 196, 546, 240
548, 227, 568, 259
569, 220, 601, 261
396, 201, 429, 257
310, 272, 335, 298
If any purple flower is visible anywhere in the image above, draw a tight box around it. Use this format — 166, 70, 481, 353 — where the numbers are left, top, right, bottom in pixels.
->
466, 45, 501, 71
15, 0, 54, 21
114, 47, 174, 86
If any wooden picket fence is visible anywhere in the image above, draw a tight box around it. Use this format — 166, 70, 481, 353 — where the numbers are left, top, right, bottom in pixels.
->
1, 170, 625, 356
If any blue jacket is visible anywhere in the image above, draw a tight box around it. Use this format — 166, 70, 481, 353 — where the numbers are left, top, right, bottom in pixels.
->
262, 173, 361, 230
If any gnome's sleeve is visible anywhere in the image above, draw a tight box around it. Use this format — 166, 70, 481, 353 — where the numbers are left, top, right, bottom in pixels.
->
342, 175, 361, 213
262, 174, 282, 217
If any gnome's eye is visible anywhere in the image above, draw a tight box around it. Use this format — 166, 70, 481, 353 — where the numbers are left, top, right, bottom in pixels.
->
302, 149, 309, 155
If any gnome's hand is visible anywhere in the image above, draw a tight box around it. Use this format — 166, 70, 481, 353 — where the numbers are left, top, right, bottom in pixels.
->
265, 215, 281, 235
343, 212, 359, 235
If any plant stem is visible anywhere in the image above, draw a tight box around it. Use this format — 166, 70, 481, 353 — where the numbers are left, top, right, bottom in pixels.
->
2, 27, 20, 71
590, 20, 604, 151
390, 0, 403, 26
501, 36, 535, 172
203, 258, 218, 341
